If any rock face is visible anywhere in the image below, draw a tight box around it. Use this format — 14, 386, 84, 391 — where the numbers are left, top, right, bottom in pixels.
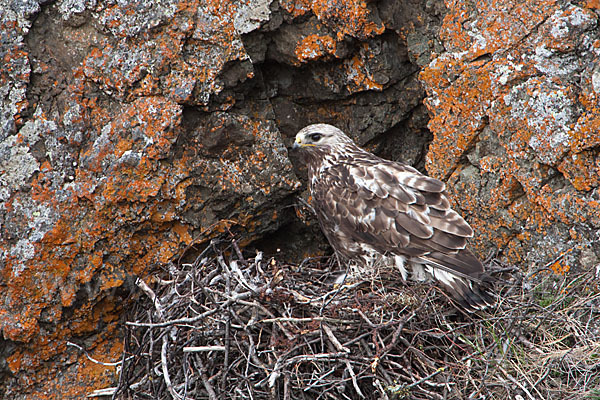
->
0, 0, 437, 396
421, 1, 600, 273
0, 0, 598, 397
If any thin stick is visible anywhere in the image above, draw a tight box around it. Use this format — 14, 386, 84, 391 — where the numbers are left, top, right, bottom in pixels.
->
322, 323, 363, 397
498, 366, 536, 400
403, 350, 482, 390
260, 317, 352, 324
284, 352, 349, 367
197, 356, 218, 400
136, 277, 163, 318
344, 359, 364, 398
373, 379, 391, 400
66, 342, 124, 367
162, 336, 184, 400
183, 346, 226, 352
322, 324, 350, 353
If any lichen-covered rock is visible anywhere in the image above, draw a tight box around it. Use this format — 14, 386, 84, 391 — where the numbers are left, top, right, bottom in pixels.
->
0, 0, 37, 137
0, 0, 442, 396
0, 0, 300, 397
421, 1, 600, 271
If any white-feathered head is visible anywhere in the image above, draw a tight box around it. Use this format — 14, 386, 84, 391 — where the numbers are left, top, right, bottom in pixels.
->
293, 124, 355, 150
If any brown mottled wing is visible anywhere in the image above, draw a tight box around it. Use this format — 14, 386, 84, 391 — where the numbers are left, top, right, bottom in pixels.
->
312, 157, 484, 280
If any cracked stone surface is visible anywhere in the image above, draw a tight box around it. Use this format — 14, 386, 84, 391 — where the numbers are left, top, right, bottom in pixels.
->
421, 1, 600, 273
1, 0, 597, 397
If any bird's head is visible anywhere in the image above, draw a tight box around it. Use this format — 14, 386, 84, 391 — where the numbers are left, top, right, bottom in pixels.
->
292, 124, 355, 151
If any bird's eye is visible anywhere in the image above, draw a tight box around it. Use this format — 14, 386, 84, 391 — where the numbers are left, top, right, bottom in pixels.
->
310, 133, 322, 141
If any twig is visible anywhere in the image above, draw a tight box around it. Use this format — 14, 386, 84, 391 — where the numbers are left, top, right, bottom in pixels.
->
221, 258, 232, 390
283, 352, 349, 367
162, 336, 184, 400
231, 239, 248, 266
303, 367, 337, 392
136, 277, 163, 318
197, 356, 218, 400
183, 346, 226, 352
498, 365, 536, 400
283, 373, 291, 400
66, 342, 124, 367
322, 324, 350, 353
322, 323, 364, 397
345, 359, 364, 398
229, 259, 257, 291
402, 350, 482, 391
373, 379, 391, 400
89, 380, 145, 398
269, 352, 349, 388
260, 316, 352, 324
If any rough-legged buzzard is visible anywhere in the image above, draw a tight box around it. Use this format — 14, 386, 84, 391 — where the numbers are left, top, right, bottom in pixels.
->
293, 124, 494, 311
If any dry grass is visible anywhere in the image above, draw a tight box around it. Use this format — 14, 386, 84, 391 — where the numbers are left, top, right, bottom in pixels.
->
109, 239, 600, 400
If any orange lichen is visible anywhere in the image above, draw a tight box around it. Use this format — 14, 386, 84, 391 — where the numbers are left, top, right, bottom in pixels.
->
294, 34, 337, 63
548, 249, 574, 275
172, 222, 193, 244
588, 0, 600, 8
423, 62, 493, 179
279, 0, 312, 17
558, 150, 600, 191
312, 0, 384, 40
1, 0, 305, 395
440, 0, 559, 59
344, 54, 384, 93
281, 0, 384, 39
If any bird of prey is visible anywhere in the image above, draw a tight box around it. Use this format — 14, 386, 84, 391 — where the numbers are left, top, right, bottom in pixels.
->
292, 123, 494, 311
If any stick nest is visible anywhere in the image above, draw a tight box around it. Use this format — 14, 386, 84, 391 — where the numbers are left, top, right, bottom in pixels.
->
113, 240, 600, 400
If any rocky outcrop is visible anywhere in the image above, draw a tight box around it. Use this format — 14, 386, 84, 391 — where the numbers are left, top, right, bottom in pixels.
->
421, 1, 600, 273
1, 0, 598, 397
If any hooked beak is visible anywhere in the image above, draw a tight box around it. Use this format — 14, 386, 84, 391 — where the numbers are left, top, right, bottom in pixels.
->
292, 137, 303, 150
